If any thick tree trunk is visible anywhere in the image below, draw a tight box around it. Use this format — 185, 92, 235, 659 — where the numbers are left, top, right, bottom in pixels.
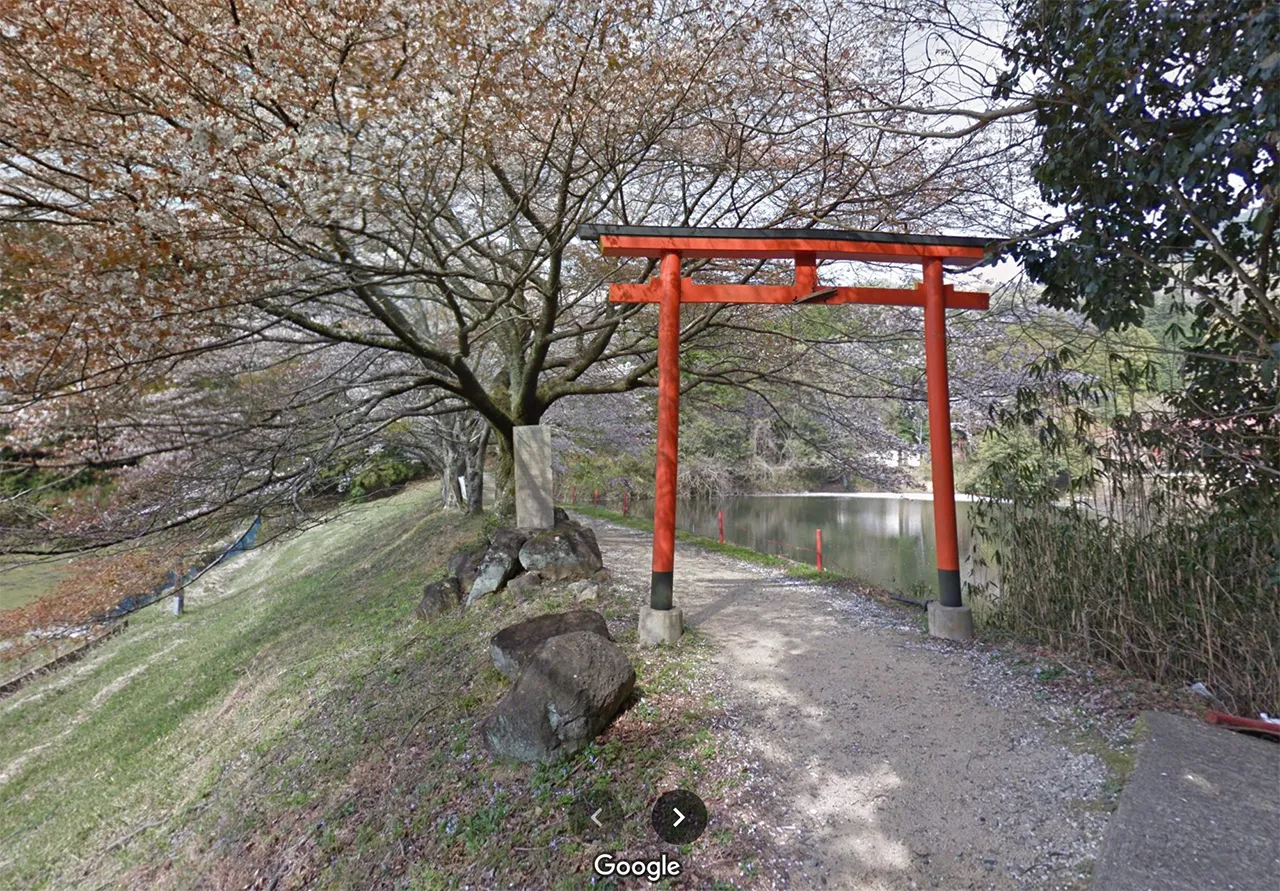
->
438, 434, 464, 510
493, 431, 516, 520
440, 462, 463, 510
463, 423, 489, 515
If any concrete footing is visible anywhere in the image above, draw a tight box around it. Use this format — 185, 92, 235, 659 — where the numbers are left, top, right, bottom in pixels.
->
638, 606, 684, 646
927, 601, 973, 641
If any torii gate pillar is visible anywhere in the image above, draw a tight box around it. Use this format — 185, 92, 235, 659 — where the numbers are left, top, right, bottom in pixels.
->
922, 257, 974, 641
638, 250, 685, 645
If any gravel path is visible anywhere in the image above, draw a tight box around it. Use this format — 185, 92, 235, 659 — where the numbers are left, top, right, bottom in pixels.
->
590, 520, 1112, 891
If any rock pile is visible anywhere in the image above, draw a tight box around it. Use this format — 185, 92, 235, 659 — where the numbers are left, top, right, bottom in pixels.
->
413, 510, 604, 619
411, 511, 632, 763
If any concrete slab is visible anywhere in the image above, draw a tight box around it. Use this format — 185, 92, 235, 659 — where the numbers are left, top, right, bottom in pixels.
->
514, 425, 554, 529
1094, 710, 1280, 891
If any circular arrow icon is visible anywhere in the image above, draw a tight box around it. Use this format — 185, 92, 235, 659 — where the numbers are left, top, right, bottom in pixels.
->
651, 789, 708, 844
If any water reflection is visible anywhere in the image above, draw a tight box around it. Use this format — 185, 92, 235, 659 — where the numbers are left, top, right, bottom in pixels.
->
638, 494, 989, 600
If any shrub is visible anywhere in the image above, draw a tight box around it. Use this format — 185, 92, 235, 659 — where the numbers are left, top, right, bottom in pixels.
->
975, 486, 1280, 716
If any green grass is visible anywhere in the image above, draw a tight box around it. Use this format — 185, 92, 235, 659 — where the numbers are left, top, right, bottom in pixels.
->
0, 486, 487, 888
0, 557, 73, 611
571, 504, 828, 581
1036, 664, 1068, 683
0, 485, 766, 890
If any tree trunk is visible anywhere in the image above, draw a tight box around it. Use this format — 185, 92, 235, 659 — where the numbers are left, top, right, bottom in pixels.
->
463, 423, 489, 515
493, 430, 516, 520
439, 435, 464, 510
440, 464, 463, 510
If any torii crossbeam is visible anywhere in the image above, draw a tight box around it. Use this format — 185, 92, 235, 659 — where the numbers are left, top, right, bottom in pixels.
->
578, 224, 996, 644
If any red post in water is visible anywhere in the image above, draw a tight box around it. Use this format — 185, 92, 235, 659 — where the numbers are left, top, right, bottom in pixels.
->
717, 510, 725, 543
923, 257, 962, 608
651, 250, 682, 611
815, 528, 823, 572
623, 490, 629, 517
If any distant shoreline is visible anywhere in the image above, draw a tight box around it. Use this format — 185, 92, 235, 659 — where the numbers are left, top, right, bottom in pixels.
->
734, 491, 986, 502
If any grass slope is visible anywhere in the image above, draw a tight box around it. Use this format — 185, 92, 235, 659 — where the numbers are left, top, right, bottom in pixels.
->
0, 557, 73, 611
0, 485, 764, 890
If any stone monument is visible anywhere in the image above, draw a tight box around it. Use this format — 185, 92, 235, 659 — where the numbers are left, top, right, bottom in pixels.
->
514, 425, 554, 529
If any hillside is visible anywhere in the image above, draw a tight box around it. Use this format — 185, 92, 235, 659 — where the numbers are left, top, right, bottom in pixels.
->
0, 485, 760, 890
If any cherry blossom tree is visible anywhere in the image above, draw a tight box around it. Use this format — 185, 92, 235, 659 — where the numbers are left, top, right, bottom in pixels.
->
0, 0, 1024, 543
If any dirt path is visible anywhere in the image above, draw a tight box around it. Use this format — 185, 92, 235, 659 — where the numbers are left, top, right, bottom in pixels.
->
591, 520, 1111, 891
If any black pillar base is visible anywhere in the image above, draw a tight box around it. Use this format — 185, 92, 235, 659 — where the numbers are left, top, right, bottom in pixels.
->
938, 568, 962, 608
650, 571, 673, 611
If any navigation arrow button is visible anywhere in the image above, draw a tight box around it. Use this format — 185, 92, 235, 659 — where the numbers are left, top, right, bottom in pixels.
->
571, 791, 621, 841
651, 790, 708, 844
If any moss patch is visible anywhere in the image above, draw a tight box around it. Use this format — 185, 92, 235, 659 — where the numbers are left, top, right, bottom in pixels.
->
1069, 715, 1148, 813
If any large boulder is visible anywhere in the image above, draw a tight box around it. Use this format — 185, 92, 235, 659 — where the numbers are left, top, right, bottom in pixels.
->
489, 609, 611, 680
448, 545, 487, 594
482, 631, 635, 763
466, 529, 528, 607
415, 577, 461, 620
518, 525, 603, 582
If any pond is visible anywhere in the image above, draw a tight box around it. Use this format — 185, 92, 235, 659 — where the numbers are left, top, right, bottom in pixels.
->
631, 493, 992, 601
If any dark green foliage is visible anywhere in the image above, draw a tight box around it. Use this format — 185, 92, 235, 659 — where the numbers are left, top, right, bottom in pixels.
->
0, 444, 100, 498
308, 445, 427, 501
978, 2, 1280, 713
957, 426, 1072, 496
1000, 0, 1279, 334
1001, 0, 1279, 499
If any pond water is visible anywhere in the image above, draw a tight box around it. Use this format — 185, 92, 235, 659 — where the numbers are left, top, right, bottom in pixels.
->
633, 493, 991, 600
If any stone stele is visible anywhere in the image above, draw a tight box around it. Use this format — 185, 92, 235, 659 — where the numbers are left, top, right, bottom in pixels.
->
514, 425, 555, 530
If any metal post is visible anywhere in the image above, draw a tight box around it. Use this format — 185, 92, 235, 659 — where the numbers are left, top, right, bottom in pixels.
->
593, 488, 598, 508
651, 250, 681, 611
623, 490, 629, 517
718, 510, 725, 544
815, 529, 823, 572
923, 258, 962, 608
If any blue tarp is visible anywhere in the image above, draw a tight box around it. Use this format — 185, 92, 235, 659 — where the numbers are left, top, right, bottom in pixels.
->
97, 517, 261, 621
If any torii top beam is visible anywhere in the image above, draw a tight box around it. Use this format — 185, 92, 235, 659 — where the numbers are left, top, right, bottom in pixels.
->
578, 223, 992, 262
578, 225, 995, 310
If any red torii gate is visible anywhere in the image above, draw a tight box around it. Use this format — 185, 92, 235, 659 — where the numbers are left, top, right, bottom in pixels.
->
578, 225, 995, 643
